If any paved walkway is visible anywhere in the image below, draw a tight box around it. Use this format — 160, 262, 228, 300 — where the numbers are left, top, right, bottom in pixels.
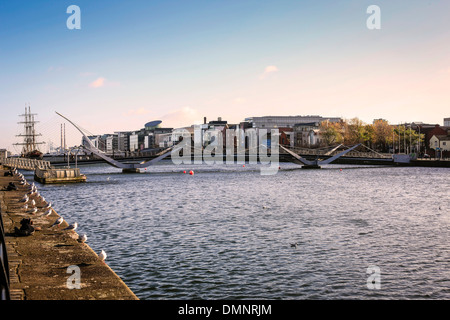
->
0, 166, 138, 300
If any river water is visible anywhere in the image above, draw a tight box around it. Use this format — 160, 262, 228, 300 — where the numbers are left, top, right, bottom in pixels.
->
24, 162, 450, 299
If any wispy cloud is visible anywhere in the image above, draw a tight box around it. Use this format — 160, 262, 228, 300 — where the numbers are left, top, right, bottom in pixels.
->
88, 77, 120, 88
89, 77, 106, 88
160, 106, 202, 128
259, 65, 279, 79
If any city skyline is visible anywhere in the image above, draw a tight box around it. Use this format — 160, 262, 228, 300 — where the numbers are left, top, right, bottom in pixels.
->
1, 0, 450, 152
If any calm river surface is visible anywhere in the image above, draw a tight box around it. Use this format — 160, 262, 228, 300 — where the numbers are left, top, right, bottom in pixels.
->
24, 162, 450, 299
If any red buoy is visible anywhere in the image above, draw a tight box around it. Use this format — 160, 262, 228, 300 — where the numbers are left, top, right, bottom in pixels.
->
189, 170, 194, 175
183, 170, 186, 174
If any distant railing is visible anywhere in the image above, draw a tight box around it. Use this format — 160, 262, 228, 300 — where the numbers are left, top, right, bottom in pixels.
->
0, 157, 52, 171
0, 207, 10, 300
281, 146, 392, 159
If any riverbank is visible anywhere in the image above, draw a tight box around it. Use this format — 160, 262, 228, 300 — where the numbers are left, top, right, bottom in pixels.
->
0, 166, 138, 300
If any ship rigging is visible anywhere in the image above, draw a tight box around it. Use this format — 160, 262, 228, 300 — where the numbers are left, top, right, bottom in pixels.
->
14, 105, 45, 159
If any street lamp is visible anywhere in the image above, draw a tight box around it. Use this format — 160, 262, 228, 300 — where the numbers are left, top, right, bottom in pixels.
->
67, 146, 82, 168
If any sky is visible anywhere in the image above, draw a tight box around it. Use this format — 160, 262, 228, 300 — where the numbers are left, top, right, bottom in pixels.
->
1, 0, 450, 153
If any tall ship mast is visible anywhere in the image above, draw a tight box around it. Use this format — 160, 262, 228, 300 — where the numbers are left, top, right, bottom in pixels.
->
14, 105, 45, 159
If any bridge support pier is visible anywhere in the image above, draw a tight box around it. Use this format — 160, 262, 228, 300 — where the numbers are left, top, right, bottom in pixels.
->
122, 168, 140, 173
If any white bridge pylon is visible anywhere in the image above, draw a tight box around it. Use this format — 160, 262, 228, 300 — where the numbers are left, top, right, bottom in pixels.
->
56, 112, 181, 172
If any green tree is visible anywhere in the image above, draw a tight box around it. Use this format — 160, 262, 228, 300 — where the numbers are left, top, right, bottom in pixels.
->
319, 121, 344, 145
373, 119, 393, 152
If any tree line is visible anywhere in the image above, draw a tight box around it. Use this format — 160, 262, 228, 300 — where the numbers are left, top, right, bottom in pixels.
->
318, 118, 423, 153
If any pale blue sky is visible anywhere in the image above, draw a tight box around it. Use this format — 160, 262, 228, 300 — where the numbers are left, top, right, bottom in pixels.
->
1, 1, 450, 152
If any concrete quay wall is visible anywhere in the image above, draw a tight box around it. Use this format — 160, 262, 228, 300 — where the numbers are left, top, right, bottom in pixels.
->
0, 166, 138, 300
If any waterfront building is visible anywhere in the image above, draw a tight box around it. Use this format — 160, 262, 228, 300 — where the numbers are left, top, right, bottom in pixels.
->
156, 132, 173, 148
85, 135, 106, 152
444, 117, 450, 127
172, 126, 195, 145
244, 115, 341, 129
411, 124, 449, 156
112, 122, 173, 153
430, 134, 450, 159
106, 134, 118, 154
129, 132, 139, 152
116, 131, 132, 152
144, 134, 155, 149
293, 122, 322, 147
243, 115, 340, 149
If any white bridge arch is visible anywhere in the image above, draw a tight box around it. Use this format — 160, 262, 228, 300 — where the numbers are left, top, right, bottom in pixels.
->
56, 112, 181, 173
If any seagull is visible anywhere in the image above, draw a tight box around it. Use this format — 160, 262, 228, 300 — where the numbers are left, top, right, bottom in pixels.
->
98, 250, 107, 262
51, 217, 63, 228
78, 234, 87, 243
19, 195, 29, 203
290, 242, 298, 248
42, 208, 52, 216
27, 207, 38, 214
21, 204, 28, 210
43, 202, 52, 209
30, 199, 36, 207
64, 222, 78, 231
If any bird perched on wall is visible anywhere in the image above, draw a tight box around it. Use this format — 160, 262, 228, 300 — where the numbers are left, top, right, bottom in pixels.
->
19, 195, 29, 203
98, 250, 107, 263
43, 202, 52, 209
27, 207, 38, 215
64, 222, 78, 231
51, 217, 63, 228
78, 234, 87, 243
30, 199, 36, 207
42, 208, 52, 216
